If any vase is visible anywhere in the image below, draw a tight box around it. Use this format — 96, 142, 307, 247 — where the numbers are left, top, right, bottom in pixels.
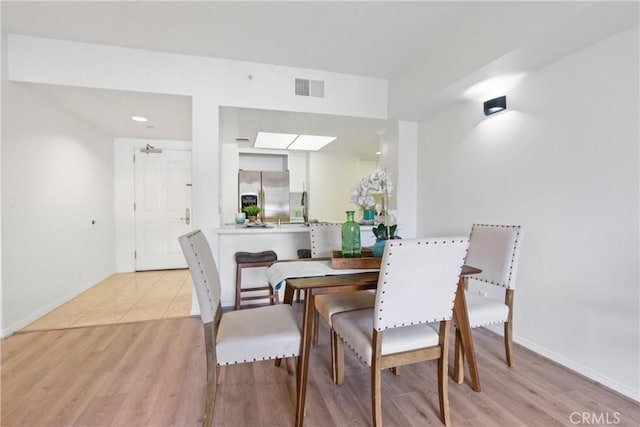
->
363, 209, 375, 223
341, 211, 361, 258
248, 215, 257, 223
372, 238, 386, 258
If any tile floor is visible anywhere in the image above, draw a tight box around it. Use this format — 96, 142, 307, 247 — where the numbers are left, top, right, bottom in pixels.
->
20, 269, 192, 332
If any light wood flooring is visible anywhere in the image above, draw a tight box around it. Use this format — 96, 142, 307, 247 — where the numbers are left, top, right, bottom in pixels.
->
20, 269, 192, 332
3, 304, 638, 426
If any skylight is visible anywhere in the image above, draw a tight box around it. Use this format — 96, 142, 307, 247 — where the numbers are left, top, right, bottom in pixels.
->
253, 132, 337, 151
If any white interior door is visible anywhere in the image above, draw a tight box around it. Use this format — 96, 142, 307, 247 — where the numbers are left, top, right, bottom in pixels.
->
134, 149, 192, 271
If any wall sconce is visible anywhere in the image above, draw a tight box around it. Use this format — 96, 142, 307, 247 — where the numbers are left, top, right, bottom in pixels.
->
483, 95, 507, 116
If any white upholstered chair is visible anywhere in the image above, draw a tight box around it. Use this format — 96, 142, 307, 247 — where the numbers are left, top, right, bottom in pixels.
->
310, 223, 376, 382
454, 224, 523, 383
179, 230, 301, 426
333, 237, 469, 427
310, 222, 343, 258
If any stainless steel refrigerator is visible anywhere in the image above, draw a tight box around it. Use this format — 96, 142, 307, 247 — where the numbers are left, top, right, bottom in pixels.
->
238, 170, 290, 222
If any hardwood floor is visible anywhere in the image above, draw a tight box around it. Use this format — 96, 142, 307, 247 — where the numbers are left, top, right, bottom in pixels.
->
20, 270, 192, 332
2, 304, 638, 426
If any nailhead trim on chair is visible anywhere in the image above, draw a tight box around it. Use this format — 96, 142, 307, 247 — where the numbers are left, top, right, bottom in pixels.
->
310, 222, 342, 257
217, 353, 298, 366
471, 320, 506, 327
337, 334, 371, 366
186, 231, 217, 320
468, 224, 522, 289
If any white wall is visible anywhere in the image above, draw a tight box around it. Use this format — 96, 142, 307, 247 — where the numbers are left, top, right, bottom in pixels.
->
220, 143, 241, 225
308, 152, 374, 223
394, 121, 418, 239
417, 27, 639, 399
379, 120, 420, 239
1, 27, 6, 334
7, 35, 387, 240
5, 35, 388, 322
1, 81, 116, 335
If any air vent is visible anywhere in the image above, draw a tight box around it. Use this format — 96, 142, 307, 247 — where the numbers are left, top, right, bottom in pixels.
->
295, 78, 309, 96
295, 78, 325, 97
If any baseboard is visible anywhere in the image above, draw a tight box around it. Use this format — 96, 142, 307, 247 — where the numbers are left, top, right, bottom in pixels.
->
1, 273, 111, 339
512, 333, 639, 402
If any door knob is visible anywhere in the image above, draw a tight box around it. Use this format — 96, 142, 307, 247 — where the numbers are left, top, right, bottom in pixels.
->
180, 208, 191, 225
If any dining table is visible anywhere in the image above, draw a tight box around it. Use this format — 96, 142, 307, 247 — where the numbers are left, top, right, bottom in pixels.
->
269, 260, 482, 427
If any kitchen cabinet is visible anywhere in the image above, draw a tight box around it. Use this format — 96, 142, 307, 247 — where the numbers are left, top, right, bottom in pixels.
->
288, 151, 308, 192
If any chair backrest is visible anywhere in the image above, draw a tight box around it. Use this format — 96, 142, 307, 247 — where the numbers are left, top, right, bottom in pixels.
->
373, 237, 469, 331
178, 230, 221, 324
464, 224, 523, 289
310, 222, 343, 258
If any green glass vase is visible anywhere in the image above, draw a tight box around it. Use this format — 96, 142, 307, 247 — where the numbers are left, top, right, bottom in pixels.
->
372, 238, 386, 258
341, 211, 362, 258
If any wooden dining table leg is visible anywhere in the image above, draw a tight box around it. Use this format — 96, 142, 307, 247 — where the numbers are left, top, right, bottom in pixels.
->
295, 289, 315, 427
453, 277, 482, 392
284, 285, 295, 305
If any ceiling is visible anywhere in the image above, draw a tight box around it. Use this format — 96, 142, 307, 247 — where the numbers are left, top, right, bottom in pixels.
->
3, 1, 582, 80
3, 1, 637, 153
20, 82, 193, 141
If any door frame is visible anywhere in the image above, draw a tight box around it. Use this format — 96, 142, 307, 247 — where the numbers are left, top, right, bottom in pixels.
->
114, 138, 192, 273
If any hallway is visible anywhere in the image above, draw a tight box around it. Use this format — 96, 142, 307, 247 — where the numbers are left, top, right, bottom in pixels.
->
20, 269, 192, 332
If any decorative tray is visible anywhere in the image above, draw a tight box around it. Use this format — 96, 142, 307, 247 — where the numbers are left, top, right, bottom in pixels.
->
245, 222, 270, 228
331, 250, 381, 269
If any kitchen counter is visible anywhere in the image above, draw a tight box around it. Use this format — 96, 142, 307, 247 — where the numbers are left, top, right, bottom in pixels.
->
215, 223, 310, 235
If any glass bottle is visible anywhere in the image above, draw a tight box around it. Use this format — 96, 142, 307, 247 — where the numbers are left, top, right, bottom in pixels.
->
342, 210, 362, 258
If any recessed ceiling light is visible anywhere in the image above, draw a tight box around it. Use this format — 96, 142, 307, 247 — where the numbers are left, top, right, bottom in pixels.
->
375, 151, 381, 155
132, 116, 148, 122
288, 135, 337, 151
254, 132, 298, 149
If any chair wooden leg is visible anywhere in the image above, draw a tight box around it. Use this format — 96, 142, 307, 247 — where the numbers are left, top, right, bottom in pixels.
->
453, 327, 464, 384
372, 366, 382, 427
334, 332, 345, 385
438, 321, 451, 426
391, 367, 401, 376
371, 330, 383, 427
204, 366, 217, 427
330, 329, 336, 383
235, 265, 242, 310
312, 311, 320, 346
296, 289, 301, 303
203, 323, 218, 427
278, 357, 294, 375
294, 357, 299, 394
504, 321, 514, 367
505, 289, 515, 367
